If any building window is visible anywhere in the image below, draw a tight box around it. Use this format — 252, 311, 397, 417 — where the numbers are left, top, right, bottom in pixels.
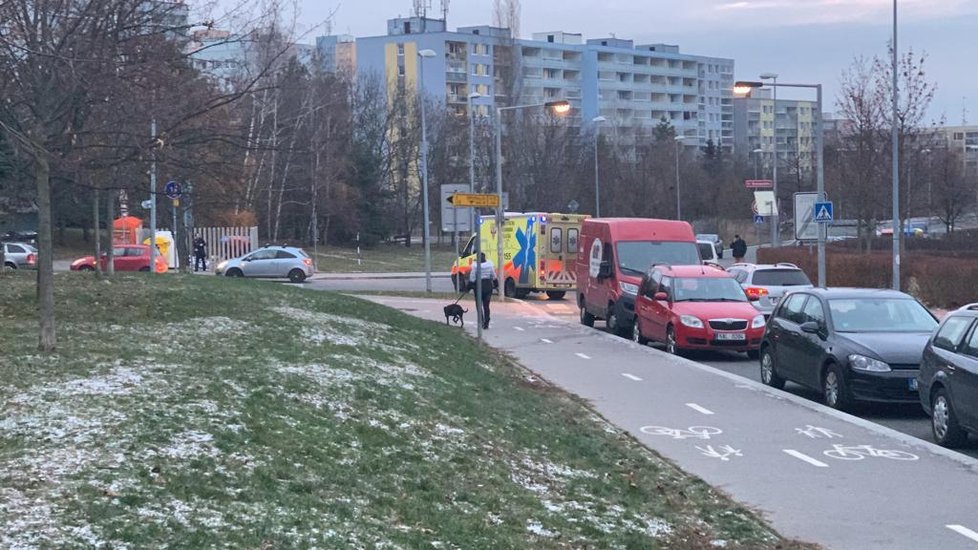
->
398, 64, 405, 76
397, 43, 404, 56
473, 63, 487, 76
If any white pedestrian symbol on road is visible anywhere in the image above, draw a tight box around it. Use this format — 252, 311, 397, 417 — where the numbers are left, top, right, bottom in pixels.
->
696, 445, 743, 461
796, 425, 843, 439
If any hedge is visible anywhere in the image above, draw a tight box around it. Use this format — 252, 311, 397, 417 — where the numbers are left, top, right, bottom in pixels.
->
756, 246, 978, 309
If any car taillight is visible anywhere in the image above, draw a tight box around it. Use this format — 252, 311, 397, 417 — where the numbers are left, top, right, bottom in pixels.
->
27, 254, 36, 265
303, 258, 312, 266
745, 287, 769, 299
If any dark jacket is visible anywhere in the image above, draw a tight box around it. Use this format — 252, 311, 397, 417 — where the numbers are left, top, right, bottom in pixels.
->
731, 238, 747, 258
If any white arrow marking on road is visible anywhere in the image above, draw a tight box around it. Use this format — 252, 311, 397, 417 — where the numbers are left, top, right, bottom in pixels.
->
514, 326, 525, 331
622, 373, 642, 381
947, 525, 978, 543
783, 449, 829, 468
575, 353, 591, 360
685, 403, 715, 415
540, 338, 553, 344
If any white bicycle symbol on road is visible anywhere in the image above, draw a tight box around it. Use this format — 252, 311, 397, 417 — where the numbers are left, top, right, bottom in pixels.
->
640, 426, 723, 440
823, 444, 919, 461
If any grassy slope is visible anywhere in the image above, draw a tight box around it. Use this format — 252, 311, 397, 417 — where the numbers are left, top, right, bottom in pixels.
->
0, 272, 814, 549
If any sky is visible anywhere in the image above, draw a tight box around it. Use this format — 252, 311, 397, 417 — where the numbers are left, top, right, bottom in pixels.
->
215, 0, 978, 123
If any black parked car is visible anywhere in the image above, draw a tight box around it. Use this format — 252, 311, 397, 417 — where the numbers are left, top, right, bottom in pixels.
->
918, 305, 978, 447
759, 288, 938, 410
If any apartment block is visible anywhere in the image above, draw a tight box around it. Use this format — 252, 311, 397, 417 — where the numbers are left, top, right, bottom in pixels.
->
733, 89, 818, 175
353, 16, 735, 151
316, 34, 357, 75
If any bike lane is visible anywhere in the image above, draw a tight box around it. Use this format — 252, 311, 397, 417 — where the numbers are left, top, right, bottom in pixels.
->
366, 296, 978, 549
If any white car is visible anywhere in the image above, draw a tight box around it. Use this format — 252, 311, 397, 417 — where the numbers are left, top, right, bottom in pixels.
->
695, 233, 723, 258
697, 240, 720, 264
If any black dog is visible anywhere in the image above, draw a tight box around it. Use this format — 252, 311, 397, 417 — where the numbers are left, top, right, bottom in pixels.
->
444, 303, 468, 326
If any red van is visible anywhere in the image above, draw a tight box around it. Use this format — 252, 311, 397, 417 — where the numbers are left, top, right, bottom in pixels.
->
576, 218, 700, 336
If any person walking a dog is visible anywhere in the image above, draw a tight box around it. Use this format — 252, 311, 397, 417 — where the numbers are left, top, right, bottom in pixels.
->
468, 252, 497, 330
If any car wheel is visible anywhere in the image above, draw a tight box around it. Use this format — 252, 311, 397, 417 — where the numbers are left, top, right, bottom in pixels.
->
579, 302, 595, 327
504, 278, 516, 298
226, 268, 244, 278
546, 291, 566, 300
747, 349, 760, 360
823, 363, 851, 411
79, 265, 95, 272
760, 348, 785, 389
288, 269, 307, 283
632, 322, 649, 345
4, 261, 17, 270
139, 266, 151, 272
666, 325, 683, 356
932, 388, 968, 448
606, 304, 629, 337
514, 287, 530, 299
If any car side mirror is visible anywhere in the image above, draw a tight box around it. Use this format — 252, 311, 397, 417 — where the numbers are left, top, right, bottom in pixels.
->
597, 261, 612, 279
800, 321, 822, 335
654, 292, 668, 301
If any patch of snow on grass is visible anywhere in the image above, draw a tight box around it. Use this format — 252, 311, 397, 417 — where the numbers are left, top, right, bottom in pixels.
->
152, 430, 222, 461
526, 520, 559, 538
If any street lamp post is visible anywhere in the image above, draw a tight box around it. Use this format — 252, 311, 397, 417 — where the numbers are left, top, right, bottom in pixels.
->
674, 135, 684, 220
592, 116, 607, 217
735, 80, 825, 286
494, 99, 571, 301
417, 49, 436, 293
467, 91, 483, 339
760, 73, 779, 247
891, 0, 900, 290
751, 148, 763, 180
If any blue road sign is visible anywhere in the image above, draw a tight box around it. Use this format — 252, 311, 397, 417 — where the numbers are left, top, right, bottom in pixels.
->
164, 180, 182, 200
753, 214, 765, 225
814, 201, 834, 223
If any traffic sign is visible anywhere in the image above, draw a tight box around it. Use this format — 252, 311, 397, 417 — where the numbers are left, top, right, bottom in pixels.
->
814, 201, 834, 223
141, 199, 153, 210
164, 180, 182, 200
794, 193, 818, 241
751, 200, 758, 214
745, 179, 773, 189
440, 184, 472, 233
753, 214, 765, 225
447, 192, 500, 208
567, 199, 580, 213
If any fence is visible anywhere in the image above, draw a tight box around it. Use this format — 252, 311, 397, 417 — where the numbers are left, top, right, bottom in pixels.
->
190, 226, 259, 263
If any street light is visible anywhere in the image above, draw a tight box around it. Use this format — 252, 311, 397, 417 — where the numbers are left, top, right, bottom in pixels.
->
751, 148, 763, 180
494, 99, 572, 301
674, 135, 685, 220
417, 48, 436, 293
735, 79, 825, 286
592, 116, 607, 217
760, 73, 780, 247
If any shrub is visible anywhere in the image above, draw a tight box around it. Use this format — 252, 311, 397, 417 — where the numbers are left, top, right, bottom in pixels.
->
757, 247, 978, 308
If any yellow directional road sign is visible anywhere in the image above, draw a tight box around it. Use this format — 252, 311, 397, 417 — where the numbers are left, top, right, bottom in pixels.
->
446, 193, 500, 208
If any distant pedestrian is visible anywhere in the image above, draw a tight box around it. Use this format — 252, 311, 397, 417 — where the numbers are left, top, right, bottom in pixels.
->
469, 252, 497, 330
731, 234, 747, 263
193, 234, 208, 272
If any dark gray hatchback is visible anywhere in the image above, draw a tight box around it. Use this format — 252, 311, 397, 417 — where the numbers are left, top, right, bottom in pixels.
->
918, 305, 978, 447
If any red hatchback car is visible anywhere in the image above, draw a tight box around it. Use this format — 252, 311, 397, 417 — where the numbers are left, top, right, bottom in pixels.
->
70, 244, 168, 273
632, 264, 766, 358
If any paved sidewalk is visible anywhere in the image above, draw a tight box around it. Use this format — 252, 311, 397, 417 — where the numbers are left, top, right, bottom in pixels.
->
364, 295, 978, 550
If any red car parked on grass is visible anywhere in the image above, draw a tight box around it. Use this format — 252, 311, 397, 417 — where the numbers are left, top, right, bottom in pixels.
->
70, 244, 168, 273
632, 264, 766, 358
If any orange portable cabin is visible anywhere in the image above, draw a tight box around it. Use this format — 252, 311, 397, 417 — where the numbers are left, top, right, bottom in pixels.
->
113, 216, 143, 244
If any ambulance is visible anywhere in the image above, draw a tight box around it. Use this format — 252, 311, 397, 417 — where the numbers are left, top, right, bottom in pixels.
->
451, 212, 588, 300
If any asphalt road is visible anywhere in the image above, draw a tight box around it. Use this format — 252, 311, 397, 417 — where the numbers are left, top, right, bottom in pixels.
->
365, 294, 978, 549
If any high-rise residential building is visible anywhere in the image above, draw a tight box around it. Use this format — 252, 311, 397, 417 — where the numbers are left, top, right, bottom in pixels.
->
316, 34, 357, 75
733, 89, 818, 178
937, 125, 978, 173
353, 16, 734, 151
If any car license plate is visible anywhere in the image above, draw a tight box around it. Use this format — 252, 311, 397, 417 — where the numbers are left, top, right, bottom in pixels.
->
716, 333, 746, 341
909, 378, 918, 391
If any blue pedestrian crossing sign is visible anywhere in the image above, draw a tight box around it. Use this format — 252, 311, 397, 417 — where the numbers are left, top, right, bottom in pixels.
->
814, 201, 834, 223
753, 214, 765, 225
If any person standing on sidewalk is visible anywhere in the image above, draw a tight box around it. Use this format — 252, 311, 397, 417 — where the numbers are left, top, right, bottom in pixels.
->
730, 235, 747, 264
468, 252, 497, 330
193, 234, 208, 272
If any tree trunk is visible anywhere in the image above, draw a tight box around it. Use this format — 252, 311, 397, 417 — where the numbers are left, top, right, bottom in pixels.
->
36, 154, 56, 352
106, 189, 115, 275
94, 185, 102, 277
